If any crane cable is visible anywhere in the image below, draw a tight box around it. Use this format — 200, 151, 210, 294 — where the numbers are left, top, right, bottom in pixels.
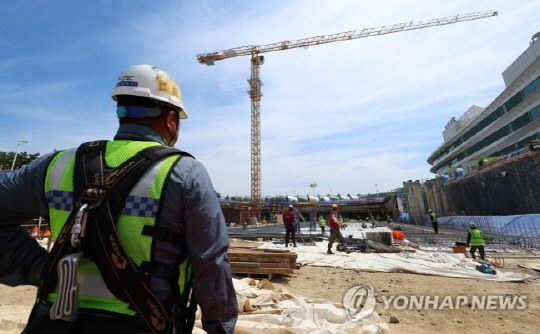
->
299, 49, 317, 197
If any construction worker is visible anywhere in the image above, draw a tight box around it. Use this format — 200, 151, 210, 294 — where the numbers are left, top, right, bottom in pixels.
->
318, 216, 326, 235
428, 209, 439, 234
283, 205, 296, 247
327, 204, 348, 254
0, 64, 237, 333
467, 222, 486, 260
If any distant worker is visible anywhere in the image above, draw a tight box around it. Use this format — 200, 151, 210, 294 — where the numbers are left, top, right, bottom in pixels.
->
318, 216, 326, 235
327, 204, 348, 254
455, 168, 465, 180
283, 205, 297, 247
467, 222, 486, 260
428, 209, 439, 234
293, 207, 305, 234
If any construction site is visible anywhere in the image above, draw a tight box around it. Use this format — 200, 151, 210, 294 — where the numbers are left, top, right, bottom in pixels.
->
215, 162, 540, 334
193, 7, 535, 254
203, 11, 540, 330
15, 148, 540, 333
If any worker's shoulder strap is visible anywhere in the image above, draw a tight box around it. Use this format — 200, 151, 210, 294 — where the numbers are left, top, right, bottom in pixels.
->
73, 140, 192, 214
73, 140, 193, 199
39, 140, 190, 334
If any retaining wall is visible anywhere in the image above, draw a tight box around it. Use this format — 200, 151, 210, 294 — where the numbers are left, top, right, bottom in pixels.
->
403, 150, 540, 225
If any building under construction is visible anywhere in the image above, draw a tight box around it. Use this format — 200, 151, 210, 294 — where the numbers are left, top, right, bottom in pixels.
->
219, 193, 401, 227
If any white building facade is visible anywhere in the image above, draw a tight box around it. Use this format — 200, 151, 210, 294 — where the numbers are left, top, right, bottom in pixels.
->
428, 33, 540, 177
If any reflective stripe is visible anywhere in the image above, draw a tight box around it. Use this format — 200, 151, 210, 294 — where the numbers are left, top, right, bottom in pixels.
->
122, 159, 167, 217
130, 159, 166, 197
77, 273, 116, 299
46, 149, 76, 238
47, 190, 74, 211
123, 196, 160, 217
49, 149, 76, 190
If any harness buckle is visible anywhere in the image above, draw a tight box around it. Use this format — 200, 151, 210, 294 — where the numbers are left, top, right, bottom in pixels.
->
71, 203, 89, 249
82, 187, 107, 209
70, 187, 107, 249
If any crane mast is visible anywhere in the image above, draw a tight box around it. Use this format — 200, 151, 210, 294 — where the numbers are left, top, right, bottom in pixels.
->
197, 10, 498, 220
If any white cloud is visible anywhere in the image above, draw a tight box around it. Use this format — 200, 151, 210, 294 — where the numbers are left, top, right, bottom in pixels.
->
2, 1, 539, 196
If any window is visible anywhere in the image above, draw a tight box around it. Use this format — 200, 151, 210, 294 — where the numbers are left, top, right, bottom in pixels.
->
530, 105, 540, 120
510, 113, 532, 131
504, 92, 524, 112
433, 78, 540, 169
523, 77, 540, 98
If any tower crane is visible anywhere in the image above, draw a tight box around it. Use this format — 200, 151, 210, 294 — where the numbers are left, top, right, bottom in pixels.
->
197, 10, 498, 220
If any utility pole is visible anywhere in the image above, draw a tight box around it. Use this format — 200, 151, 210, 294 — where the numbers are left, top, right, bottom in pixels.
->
11, 140, 28, 170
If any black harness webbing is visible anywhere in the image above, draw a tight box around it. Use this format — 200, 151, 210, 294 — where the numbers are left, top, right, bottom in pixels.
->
36, 140, 192, 334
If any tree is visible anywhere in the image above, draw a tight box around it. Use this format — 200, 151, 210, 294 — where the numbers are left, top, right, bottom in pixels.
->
0, 151, 40, 170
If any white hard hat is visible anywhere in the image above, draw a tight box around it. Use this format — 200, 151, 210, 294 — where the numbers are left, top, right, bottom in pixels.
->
112, 64, 188, 119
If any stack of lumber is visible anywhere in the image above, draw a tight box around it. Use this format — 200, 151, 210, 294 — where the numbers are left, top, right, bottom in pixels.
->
228, 247, 297, 279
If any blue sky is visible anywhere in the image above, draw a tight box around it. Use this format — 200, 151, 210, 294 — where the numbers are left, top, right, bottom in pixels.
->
1, 1, 539, 198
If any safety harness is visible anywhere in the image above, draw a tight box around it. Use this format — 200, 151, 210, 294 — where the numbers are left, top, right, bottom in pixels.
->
33, 140, 196, 334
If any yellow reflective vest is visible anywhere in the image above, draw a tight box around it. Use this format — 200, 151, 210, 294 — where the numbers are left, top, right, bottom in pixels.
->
44, 140, 190, 316
469, 228, 485, 247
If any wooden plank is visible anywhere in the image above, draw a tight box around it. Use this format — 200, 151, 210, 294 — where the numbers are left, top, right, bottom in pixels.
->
230, 266, 258, 273
233, 272, 274, 280
229, 254, 297, 261
228, 245, 261, 249
227, 256, 291, 263
228, 248, 297, 277
258, 262, 292, 269
286, 254, 297, 268
230, 267, 294, 275
257, 248, 292, 253
227, 252, 296, 259
228, 250, 297, 259
230, 262, 260, 268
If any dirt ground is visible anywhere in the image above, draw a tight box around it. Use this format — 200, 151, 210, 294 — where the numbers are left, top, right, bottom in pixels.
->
1, 244, 539, 334
272, 263, 539, 334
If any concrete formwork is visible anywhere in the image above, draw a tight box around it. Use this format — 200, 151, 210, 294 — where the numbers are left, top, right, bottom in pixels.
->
445, 150, 540, 215
404, 150, 540, 224
402, 180, 427, 225
402, 150, 540, 248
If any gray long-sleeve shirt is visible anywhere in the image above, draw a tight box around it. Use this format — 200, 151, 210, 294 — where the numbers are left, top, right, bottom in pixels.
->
0, 123, 237, 333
